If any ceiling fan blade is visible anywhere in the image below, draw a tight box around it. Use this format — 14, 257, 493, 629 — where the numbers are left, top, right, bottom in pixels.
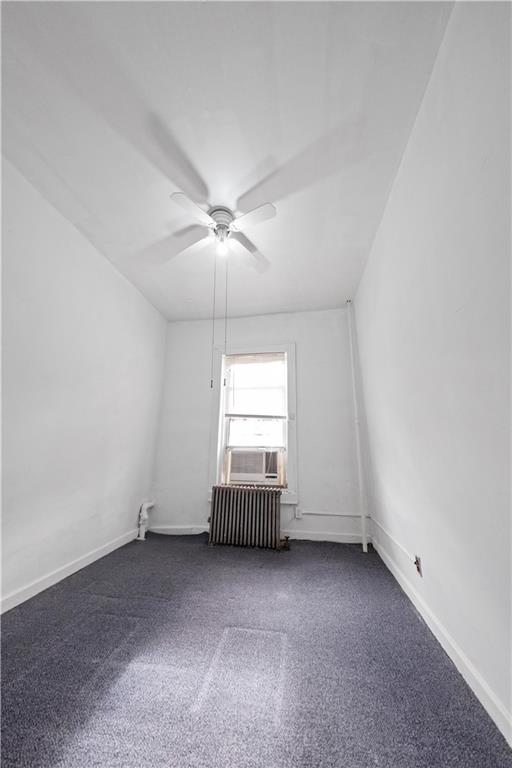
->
229, 231, 270, 273
149, 113, 209, 203
236, 118, 364, 212
231, 202, 276, 232
140, 226, 208, 266
176, 234, 213, 261
171, 192, 215, 228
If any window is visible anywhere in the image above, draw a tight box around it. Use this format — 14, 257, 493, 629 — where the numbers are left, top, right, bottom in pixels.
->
208, 343, 297, 503
221, 352, 288, 486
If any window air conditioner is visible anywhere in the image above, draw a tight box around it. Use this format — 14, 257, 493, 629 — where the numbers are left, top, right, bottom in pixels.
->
227, 448, 282, 485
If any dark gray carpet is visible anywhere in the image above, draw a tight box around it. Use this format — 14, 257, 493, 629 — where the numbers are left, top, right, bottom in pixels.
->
2, 534, 511, 768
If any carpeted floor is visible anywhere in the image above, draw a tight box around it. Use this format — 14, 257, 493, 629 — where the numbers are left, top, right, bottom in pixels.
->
2, 534, 511, 768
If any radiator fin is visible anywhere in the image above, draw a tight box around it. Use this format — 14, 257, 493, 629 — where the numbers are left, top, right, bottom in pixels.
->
209, 485, 281, 550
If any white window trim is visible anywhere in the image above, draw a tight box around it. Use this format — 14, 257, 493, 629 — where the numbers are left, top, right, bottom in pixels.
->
207, 342, 298, 505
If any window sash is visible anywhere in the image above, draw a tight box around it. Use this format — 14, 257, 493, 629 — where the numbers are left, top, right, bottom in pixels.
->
225, 415, 287, 449
225, 353, 287, 418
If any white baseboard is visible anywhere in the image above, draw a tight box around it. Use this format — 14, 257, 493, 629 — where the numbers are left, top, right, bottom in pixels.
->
150, 524, 209, 536
301, 511, 371, 518
373, 537, 512, 747
150, 525, 365, 545
1, 529, 137, 614
282, 529, 369, 544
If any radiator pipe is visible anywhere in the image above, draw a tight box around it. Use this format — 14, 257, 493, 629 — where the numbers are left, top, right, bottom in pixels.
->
136, 501, 155, 541
346, 300, 368, 553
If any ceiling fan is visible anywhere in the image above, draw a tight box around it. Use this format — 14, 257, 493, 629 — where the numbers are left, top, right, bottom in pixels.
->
170, 192, 276, 271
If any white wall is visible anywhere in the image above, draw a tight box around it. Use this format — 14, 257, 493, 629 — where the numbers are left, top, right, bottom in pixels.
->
2, 160, 167, 608
152, 308, 363, 542
354, 4, 510, 742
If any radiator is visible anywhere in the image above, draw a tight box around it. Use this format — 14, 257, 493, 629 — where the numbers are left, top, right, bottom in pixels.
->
209, 485, 282, 550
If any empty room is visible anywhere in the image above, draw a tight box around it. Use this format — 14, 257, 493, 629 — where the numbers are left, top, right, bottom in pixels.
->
1, 1, 511, 766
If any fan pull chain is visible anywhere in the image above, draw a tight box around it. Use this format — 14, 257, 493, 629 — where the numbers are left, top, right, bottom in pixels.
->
223, 256, 229, 387
210, 252, 218, 389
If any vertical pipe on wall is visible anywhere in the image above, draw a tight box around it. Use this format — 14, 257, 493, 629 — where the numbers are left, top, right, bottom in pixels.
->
346, 300, 368, 553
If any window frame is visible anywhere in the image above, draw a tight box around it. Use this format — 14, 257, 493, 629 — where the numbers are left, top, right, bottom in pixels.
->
208, 342, 298, 505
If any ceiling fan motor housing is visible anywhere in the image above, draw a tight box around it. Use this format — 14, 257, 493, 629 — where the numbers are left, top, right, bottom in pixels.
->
208, 206, 234, 241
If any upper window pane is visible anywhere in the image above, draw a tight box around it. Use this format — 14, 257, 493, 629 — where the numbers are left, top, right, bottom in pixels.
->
225, 354, 287, 417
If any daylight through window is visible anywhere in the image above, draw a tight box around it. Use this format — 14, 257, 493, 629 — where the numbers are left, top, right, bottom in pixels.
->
221, 352, 287, 486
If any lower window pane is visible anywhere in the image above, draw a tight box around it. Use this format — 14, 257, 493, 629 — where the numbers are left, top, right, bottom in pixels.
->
227, 417, 285, 448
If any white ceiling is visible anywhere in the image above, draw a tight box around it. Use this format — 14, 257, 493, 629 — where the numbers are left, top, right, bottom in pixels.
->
2, 2, 452, 320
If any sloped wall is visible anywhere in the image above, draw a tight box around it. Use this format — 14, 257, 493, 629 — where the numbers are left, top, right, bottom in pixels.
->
354, 4, 510, 742
2, 160, 167, 608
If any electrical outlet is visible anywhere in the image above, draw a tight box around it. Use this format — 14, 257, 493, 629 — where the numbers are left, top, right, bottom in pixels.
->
294, 507, 303, 519
414, 555, 422, 577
